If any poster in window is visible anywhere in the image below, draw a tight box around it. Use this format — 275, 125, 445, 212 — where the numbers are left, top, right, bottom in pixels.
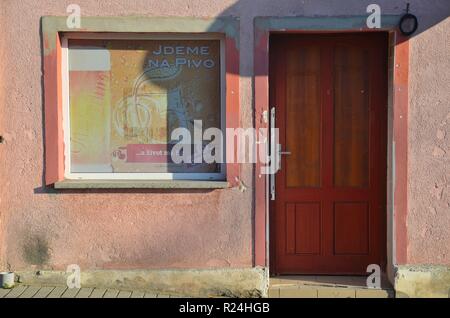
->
68, 39, 222, 174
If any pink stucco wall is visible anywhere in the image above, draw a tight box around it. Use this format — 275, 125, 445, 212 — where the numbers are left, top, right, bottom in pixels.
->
408, 17, 450, 264
0, 0, 449, 271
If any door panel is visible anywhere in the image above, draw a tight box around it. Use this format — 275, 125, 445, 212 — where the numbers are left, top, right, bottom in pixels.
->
334, 46, 370, 188
285, 46, 322, 188
294, 203, 321, 254
334, 202, 369, 255
270, 33, 387, 274
286, 203, 322, 255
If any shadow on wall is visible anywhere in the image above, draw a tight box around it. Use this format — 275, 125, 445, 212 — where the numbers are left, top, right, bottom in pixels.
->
35, 0, 450, 194
211, 0, 450, 76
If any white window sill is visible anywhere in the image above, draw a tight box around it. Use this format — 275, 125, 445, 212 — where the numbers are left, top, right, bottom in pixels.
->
54, 179, 230, 189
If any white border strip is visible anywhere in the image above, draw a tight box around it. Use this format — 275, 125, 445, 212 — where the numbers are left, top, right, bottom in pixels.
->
61, 33, 226, 181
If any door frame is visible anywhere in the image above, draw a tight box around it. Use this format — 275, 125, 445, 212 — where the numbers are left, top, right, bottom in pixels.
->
253, 16, 409, 284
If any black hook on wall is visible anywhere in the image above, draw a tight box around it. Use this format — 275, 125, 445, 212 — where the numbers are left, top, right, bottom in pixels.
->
399, 3, 418, 36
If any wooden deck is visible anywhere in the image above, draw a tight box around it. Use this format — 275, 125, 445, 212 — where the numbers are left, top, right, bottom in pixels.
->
0, 285, 180, 298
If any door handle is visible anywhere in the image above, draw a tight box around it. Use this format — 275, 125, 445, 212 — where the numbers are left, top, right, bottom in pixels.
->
269, 107, 291, 201
276, 148, 290, 171
270, 107, 277, 201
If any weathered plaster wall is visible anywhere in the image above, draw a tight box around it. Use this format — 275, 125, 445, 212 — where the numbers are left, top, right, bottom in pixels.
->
0, 0, 448, 272
408, 17, 450, 265
0, 1, 253, 271
395, 265, 450, 297
0, 0, 7, 271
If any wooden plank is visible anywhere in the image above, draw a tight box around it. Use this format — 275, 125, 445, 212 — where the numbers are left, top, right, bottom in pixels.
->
75, 288, 93, 298
117, 290, 132, 298
33, 286, 55, 298
47, 286, 68, 298
89, 288, 107, 298
61, 287, 80, 298
0, 288, 12, 298
5, 285, 28, 298
19, 286, 41, 298
130, 290, 145, 298
103, 289, 120, 298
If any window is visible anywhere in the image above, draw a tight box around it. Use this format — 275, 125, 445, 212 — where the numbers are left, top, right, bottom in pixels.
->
62, 34, 226, 180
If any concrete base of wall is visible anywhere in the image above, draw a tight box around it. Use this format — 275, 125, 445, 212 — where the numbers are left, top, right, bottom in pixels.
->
15, 265, 450, 298
15, 267, 268, 298
395, 265, 450, 298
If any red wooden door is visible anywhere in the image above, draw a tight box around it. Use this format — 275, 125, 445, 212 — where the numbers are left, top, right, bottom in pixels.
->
270, 33, 387, 274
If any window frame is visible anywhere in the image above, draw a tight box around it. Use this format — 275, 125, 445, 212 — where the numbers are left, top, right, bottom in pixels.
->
42, 16, 240, 188
61, 33, 227, 181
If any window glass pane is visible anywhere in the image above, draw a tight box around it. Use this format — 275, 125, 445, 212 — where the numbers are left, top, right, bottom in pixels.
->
68, 39, 222, 174
334, 45, 369, 187
285, 46, 321, 187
